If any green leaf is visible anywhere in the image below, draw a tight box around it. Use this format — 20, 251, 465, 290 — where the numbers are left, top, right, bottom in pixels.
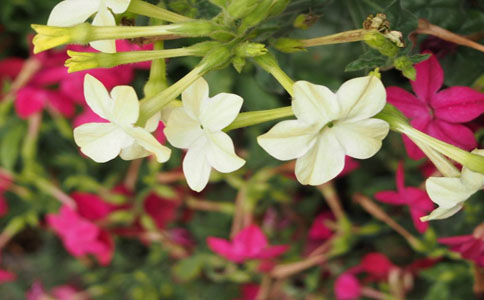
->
172, 255, 205, 282
345, 49, 388, 72
1, 121, 25, 170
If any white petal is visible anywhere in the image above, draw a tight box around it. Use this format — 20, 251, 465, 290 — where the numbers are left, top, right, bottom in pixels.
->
145, 112, 161, 132
90, 5, 117, 53
47, 0, 99, 26
182, 77, 209, 120
461, 149, 484, 190
84, 74, 112, 120
164, 108, 203, 149
120, 142, 150, 160
205, 132, 245, 173
183, 139, 212, 192
123, 126, 171, 163
257, 120, 318, 161
332, 118, 389, 159
73, 123, 127, 163
200, 93, 243, 131
336, 75, 386, 121
293, 81, 339, 125
295, 129, 345, 185
106, 0, 131, 13
420, 204, 463, 221
425, 176, 476, 208
111, 86, 139, 125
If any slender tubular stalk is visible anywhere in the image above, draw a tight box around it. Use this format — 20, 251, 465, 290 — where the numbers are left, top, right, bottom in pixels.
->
127, 0, 194, 23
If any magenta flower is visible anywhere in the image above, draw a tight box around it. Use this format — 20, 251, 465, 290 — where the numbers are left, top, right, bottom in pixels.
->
375, 162, 434, 233
72, 192, 118, 221
0, 171, 12, 218
334, 273, 361, 300
308, 212, 334, 240
360, 252, 395, 280
207, 225, 289, 263
144, 192, 180, 229
438, 223, 484, 267
26, 281, 85, 300
47, 205, 114, 265
0, 58, 24, 92
386, 52, 484, 159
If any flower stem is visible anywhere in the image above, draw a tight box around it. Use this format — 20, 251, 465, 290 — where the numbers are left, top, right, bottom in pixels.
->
253, 53, 295, 96
127, 0, 193, 23
300, 29, 368, 47
224, 106, 294, 131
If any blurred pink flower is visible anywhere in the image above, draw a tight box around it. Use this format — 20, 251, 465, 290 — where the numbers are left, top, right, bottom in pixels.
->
235, 283, 260, 300
207, 225, 289, 263
334, 273, 361, 300
360, 252, 395, 280
386, 52, 484, 159
72, 192, 118, 221
0, 171, 12, 217
0, 259, 16, 284
375, 162, 434, 233
0, 58, 24, 90
47, 205, 114, 265
308, 212, 335, 240
26, 281, 85, 300
144, 192, 180, 229
439, 223, 484, 267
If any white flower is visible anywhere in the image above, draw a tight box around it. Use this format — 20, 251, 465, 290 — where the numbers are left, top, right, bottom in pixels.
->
163, 78, 245, 192
47, 0, 131, 53
422, 149, 484, 221
258, 75, 389, 186
74, 74, 171, 163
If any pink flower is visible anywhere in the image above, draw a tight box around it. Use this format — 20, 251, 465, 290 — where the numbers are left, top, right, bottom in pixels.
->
334, 273, 361, 300
0, 58, 24, 88
360, 252, 395, 280
26, 281, 84, 300
438, 223, 484, 267
72, 192, 118, 221
144, 192, 180, 229
207, 225, 289, 263
308, 212, 334, 240
234, 284, 260, 300
386, 52, 484, 159
47, 205, 114, 265
375, 162, 434, 233
0, 171, 12, 218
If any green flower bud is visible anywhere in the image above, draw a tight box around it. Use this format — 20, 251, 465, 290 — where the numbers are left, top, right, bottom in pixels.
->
232, 56, 246, 73
364, 30, 399, 57
238, 0, 273, 33
227, 0, 259, 19
268, 0, 290, 17
235, 42, 268, 57
200, 46, 233, 72
272, 37, 305, 53
293, 13, 318, 30
32, 23, 92, 54
394, 56, 417, 80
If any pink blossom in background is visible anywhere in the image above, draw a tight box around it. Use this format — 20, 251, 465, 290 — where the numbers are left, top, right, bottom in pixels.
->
72, 192, 118, 221
339, 157, 360, 177
144, 192, 180, 229
308, 211, 335, 240
47, 205, 114, 265
334, 273, 361, 300
234, 284, 260, 300
0, 58, 24, 92
375, 162, 434, 233
386, 52, 484, 159
26, 281, 84, 300
207, 225, 289, 263
360, 252, 395, 280
439, 223, 484, 267
0, 171, 12, 217
0, 256, 16, 285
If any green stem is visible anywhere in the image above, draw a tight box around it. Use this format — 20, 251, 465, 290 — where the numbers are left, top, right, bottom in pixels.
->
127, 0, 194, 23
224, 106, 293, 131
253, 54, 295, 96
300, 29, 368, 47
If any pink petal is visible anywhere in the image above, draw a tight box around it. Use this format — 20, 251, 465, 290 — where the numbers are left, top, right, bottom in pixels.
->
51, 286, 79, 300
30, 66, 68, 86
0, 58, 24, 83
410, 52, 443, 101
0, 195, 7, 217
374, 191, 405, 205
402, 116, 432, 160
432, 87, 484, 123
46, 91, 75, 118
240, 284, 260, 300
144, 192, 179, 229
93, 229, 114, 266
334, 273, 361, 300
409, 207, 429, 233
233, 225, 268, 257
308, 212, 334, 240
73, 107, 109, 128
395, 162, 405, 191
257, 245, 289, 259
206, 237, 242, 263
0, 269, 16, 284
15, 87, 47, 118
386, 86, 428, 119
426, 120, 477, 151
338, 157, 360, 177
361, 252, 394, 279
438, 235, 474, 246
405, 187, 434, 211
72, 192, 117, 221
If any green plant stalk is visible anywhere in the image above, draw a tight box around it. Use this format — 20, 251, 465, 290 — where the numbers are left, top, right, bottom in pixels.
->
253, 54, 295, 96
127, 0, 193, 23
300, 29, 368, 47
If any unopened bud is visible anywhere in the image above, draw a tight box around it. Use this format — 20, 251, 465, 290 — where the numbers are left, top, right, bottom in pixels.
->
238, 0, 273, 33
364, 31, 399, 57
269, 0, 290, 17
394, 56, 416, 80
235, 42, 268, 57
272, 37, 305, 53
232, 56, 246, 73
200, 46, 232, 72
32, 23, 91, 54
227, 0, 259, 19
293, 13, 318, 30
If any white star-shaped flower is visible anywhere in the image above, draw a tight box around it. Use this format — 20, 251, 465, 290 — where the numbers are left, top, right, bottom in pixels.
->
74, 74, 171, 163
258, 75, 389, 186
163, 78, 245, 192
47, 0, 131, 53
422, 149, 484, 221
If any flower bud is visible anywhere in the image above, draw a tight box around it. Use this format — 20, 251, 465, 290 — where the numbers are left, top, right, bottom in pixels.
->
364, 31, 399, 57
293, 13, 318, 30
394, 56, 416, 80
235, 42, 268, 58
232, 56, 246, 73
269, 0, 290, 17
238, 0, 273, 33
32, 23, 91, 54
199, 46, 232, 72
272, 37, 305, 53
227, 0, 259, 19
